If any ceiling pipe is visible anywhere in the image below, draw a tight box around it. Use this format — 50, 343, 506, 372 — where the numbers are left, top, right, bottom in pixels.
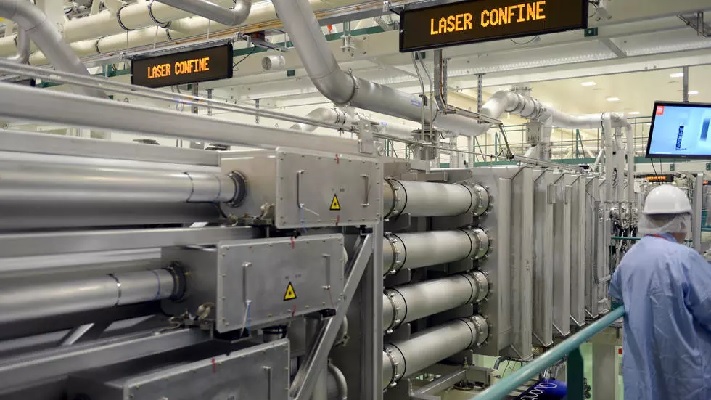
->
290, 107, 353, 132
157, 0, 252, 26
0, 0, 103, 97
7, 28, 28, 64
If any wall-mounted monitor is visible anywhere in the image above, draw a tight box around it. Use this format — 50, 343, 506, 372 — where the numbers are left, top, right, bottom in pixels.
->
646, 101, 711, 159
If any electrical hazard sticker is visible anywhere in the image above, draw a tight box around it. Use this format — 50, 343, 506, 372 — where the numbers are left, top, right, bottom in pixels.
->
329, 194, 341, 211
283, 282, 297, 301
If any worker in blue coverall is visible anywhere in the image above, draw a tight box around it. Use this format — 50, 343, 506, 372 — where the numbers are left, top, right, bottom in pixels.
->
609, 184, 711, 400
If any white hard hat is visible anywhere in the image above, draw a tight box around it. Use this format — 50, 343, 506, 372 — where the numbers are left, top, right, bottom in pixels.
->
643, 184, 692, 214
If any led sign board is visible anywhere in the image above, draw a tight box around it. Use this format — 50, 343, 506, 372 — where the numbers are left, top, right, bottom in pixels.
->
131, 44, 233, 88
643, 174, 675, 183
399, 0, 588, 52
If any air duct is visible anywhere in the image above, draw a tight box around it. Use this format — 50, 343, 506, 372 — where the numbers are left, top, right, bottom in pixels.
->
384, 180, 490, 218
0, 0, 102, 97
157, 0, 252, 26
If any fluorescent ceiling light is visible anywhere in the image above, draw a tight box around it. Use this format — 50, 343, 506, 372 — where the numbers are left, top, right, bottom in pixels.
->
606, 97, 620, 102
670, 72, 684, 78
628, 111, 640, 115
581, 81, 596, 87
689, 90, 700, 95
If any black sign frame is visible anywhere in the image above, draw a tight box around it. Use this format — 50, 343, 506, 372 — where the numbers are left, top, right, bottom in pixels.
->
399, 0, 588, 52
131, 43, 234, 88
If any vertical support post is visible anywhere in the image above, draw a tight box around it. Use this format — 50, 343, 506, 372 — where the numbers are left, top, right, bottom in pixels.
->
207, 88, 213, 116
255, 99, 261, 124
682, 66, 690, 103
693, 173, 703, 251
472, 73, 483, 167
567, 347, 585, 400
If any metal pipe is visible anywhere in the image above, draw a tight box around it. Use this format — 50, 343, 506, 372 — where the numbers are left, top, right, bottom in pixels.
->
7, 28, 28, 64
0, 82, 363, 155
291, 107, 353, 132
0, 268, 182, 323
0, 163, 240, 204
384, 179, 490, 218
157, 0, 251, 26
383, 272, 489, 331
471, 308, 625, 400
382, 316, 489, 390
382, 230, 489, 275
272, 0, 425, 122
0, 0, 102, 97
326, 362, 348, 400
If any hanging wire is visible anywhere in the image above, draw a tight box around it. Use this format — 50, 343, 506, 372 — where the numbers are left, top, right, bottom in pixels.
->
411, 52, 427, 145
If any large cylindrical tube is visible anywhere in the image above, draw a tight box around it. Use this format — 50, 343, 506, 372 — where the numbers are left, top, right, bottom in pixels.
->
0, 163, 239, 204
383, 272, 489, 331
382, 316, 489, 389
384, 179, 489, 218
0, 268, 181, 323
383, 229, 489, 275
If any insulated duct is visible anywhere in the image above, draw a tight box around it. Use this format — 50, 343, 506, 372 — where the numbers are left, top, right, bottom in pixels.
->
157, 0, 252, 26
0, 0, 102, 97
290, 107, 353, 132
383, 230, 490, 275
0, 267, 184, 323
382, 316, 489, 389
382, 272, 489, 331
384, 179, 490, 218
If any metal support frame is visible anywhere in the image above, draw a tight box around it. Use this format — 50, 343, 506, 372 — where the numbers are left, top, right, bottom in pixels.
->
0, 328, 210, 393
693, 173, 703, 251
0, 226, 254, 258
289, 233, 374, 400
411, 369, 467, 400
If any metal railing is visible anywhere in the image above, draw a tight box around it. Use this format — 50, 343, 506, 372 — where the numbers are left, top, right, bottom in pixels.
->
470, 307, 625, 400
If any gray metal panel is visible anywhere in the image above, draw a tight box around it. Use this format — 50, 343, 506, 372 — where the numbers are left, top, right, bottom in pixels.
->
532, 170, 554, 347
595, 180, 611, 315
505, 168, 534, 360
69, 340, 290, 400
275, 148, 382, 229
569, 176, 587, 326
584, 177, 601, 317
471, 167, 519, 356
216, 235, 345, 332
552, 174, 573, 337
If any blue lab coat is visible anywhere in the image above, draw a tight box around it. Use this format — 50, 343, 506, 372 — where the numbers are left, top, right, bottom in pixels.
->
609, 233, 711, 400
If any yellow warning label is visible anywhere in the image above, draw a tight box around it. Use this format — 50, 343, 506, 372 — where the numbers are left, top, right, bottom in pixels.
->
329, 194, 341, 211
283, 282, 297, 301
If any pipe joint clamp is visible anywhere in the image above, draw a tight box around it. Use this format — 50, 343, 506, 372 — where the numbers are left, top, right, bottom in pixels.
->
384, 288, 408, 331
226, 171, 248, 207
385, 179, 407, 218
465, 271, 490, 303
471, 315, 490, 346
384, 233, 406, 275
384, 344, 407, 387
463, 228, 490, 260
461, 183, 490, 216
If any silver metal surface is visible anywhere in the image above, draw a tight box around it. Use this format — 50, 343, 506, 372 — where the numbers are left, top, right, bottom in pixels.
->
532, 170, 554, 347
0, 226, 253, 258
215, 235, 345, 332
0, 329, 210, 393
0, 268, 177, 323
382, 316, 489, 389
382, 230, 488, 274
693, 174, 703, 251
0, 162, 237, 204
552, 174, 572, 337
384, 179, 478, 218
570, 176, 587, 327
382, 272, 488, 331
158, 0, 251, 26
221, 149, 382, 229
67, 339, 289, 400
510, 168, 534, 360
0, 129, 219, 167
0, 82, 364, 155
290, 234, 373, 400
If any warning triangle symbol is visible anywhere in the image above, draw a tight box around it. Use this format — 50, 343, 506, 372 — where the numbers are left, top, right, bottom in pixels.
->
283, 282, 297, 301
329, 194, 341, 211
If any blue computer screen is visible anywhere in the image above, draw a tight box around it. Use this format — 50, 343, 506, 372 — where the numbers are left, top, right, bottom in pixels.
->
647, 102, 711, 158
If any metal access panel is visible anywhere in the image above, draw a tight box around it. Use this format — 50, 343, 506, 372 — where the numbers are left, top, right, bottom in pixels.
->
584, 177, 601, 317
552, 174, 572, 337
594, 179, 612, 315
471, 166, 520, 356
67, 340, 289, 400
508, 167, 534, 360
569, 175, 587, 327
220, 148, 382, 229
532, 170, 554, 347
161, 234, 345, 332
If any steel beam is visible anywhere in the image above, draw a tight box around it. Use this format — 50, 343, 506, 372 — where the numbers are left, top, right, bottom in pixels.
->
0, 226, 254, 258
289, 233, 374, 400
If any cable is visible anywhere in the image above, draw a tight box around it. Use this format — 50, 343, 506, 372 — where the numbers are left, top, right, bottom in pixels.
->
233, 46, 258, 70
510, 36, 540, 45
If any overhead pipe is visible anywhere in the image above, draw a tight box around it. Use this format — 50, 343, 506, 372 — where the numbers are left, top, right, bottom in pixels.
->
382, 316, 489, 390
0, 0, 102, 97
7, 28, 28, 64
384, 179, 490, 219
0, 267, 184, 323
157, 0, 252, 26
0, 162, 243, 205
382, 272, 489, 331
291, 107, 353, 132
383, 230, 490, 275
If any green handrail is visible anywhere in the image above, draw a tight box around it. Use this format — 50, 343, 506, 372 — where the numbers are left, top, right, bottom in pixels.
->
470, 307, 625, 400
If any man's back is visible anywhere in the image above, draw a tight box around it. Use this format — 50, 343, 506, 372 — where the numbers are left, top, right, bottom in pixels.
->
609, 234, 711, 400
